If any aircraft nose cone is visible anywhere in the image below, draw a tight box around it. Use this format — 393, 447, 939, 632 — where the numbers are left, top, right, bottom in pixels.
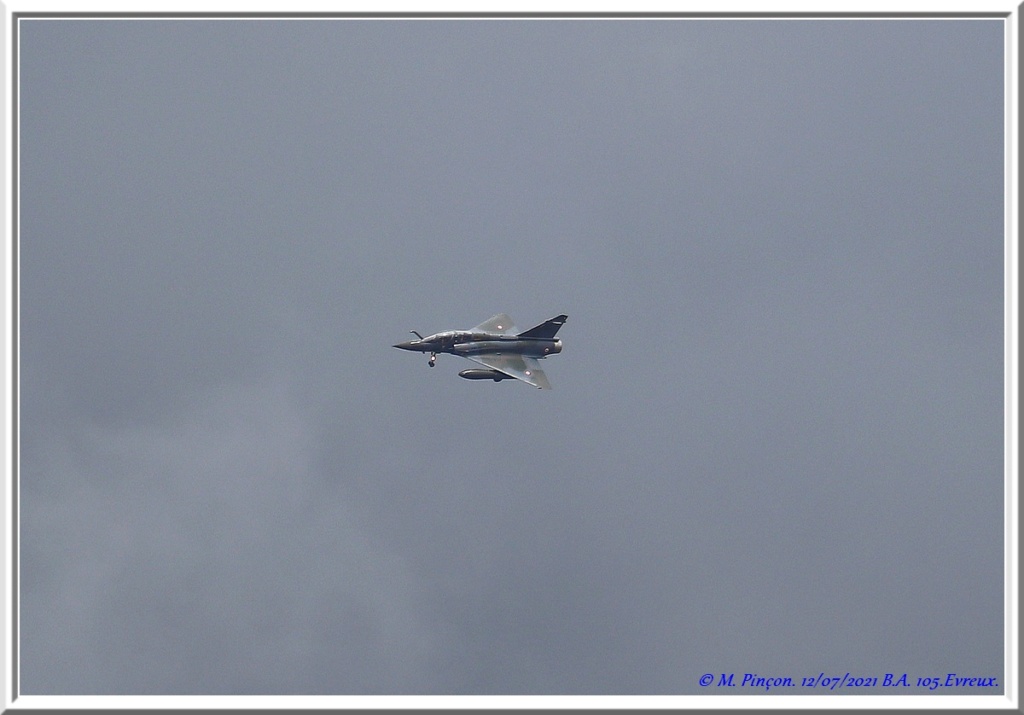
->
393, 340, 420, 351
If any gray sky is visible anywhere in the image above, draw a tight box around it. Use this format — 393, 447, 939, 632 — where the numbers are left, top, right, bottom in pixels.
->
17, 17, 1005, 695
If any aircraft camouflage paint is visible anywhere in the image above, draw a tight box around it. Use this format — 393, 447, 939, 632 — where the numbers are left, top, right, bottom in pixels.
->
393, 314, 567, 389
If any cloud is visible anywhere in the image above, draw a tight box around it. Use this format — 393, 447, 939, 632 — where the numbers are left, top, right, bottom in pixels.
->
21, 376, 436, 694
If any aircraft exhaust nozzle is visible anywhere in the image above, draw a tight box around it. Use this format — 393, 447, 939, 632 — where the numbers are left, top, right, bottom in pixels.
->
458, 369, 512, 382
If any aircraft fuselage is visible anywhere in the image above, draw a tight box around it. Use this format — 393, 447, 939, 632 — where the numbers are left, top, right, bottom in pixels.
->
393, 332, 562, 359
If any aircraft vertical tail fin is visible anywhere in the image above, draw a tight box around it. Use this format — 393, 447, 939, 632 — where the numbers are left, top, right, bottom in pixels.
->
517, 314, 567, 339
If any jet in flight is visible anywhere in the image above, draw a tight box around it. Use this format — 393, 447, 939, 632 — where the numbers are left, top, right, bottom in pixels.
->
393, 313, 567, 389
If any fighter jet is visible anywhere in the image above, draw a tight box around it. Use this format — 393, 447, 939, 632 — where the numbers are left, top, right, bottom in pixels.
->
393, 314, 567, 389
